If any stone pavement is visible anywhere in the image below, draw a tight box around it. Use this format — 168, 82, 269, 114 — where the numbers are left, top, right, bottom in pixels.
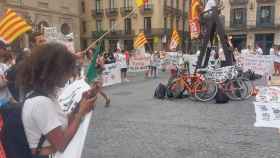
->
82, 72, 280, 158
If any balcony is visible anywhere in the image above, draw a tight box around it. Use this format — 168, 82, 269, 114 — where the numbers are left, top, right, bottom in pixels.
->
140, 4, 153, 15
120, 7, 133, 16
164, 5, 174, 16
107, 30, 122, 38
92, 30, 106, 39
229, 0, 248, 5
92, 9, 104, 18
105, 8, 119, 17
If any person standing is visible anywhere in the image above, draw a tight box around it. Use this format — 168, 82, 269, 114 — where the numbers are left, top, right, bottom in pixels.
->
18, 43, 97, 157
117, 51, 129, 82
256, 44, 263, 55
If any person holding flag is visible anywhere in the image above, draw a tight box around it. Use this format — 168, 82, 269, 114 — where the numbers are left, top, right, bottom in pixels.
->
86, 44, 111, 107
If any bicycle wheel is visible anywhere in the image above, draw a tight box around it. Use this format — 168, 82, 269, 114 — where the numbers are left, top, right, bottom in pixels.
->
240, 77, 254, 99
224, 79, 248, 101
194, 80, 218, 102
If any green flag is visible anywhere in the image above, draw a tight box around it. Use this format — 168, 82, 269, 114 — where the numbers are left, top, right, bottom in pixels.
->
86, 44, 101, 84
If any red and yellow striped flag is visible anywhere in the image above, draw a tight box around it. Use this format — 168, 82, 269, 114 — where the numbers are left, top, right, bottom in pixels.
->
0, 9, 32, 44
169, 30, 180, 50
134, 32, 147, 48
135, 0, 148, 8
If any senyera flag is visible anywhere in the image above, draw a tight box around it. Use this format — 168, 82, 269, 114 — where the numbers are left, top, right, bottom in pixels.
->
169, 30, 180, 50
189, 0, 202, 40
135, 0, 148, 8
134, 32, 147, 49
0, 8, 32, 44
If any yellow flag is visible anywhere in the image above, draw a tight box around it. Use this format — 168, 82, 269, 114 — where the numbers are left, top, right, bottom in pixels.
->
135, 0, 148, 8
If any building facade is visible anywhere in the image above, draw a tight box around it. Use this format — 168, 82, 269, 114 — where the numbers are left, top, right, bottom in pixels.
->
80, 0, 189, 52
0, 0, 81, 51
221, 0, 280, 54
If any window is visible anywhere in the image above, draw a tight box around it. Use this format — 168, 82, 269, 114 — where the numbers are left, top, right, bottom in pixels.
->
82, 21, 87, 33
164, 17, 167, 30
109, 19, 116, 31
170, 0, 173, 7
170, 17, 174, 29
257, 6, 274, 26
176, 0, 179, 9
124, 18, 132, 34
144, 17, 151, 32
231, 8, 246, 27
81, 1, 85, 13
96, 20, 102, 31
109, 0, 116, 8
96, 0, 102, 11
124, 0, 132, 7
176, 17, 179, 30
124, 40, 133, 50
61, 23, 71, 35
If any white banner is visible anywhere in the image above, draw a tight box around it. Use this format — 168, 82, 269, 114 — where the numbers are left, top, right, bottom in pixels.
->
102, 63, 121, 87
254, 102, 280, 128
44, 27, 58, 42
239, 54, 274, 75
128, 53, 151, 72
55, 79, 91, 158
255, 86, 280, 103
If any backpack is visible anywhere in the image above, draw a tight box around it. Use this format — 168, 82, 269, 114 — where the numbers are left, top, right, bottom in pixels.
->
215, 87, 229, 104
0, 93, 46, 158
154, 83, 167, 99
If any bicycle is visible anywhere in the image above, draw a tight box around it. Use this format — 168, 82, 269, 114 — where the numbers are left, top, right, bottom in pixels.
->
203, 65, 251, 101
169, 71, 218, 102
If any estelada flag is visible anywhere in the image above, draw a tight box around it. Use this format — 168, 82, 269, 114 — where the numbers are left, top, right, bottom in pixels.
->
169, 30, 180, 50
134, 32, 147, 49
135, 0, 148, 8
0, 9, 32, 44
189, 0, 202, 40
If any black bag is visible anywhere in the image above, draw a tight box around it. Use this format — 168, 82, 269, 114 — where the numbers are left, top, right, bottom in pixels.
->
215, 87, 229, 104
0, 93, 46, 158
154, 83, 167, 99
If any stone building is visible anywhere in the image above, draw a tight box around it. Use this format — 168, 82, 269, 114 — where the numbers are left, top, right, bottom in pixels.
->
80, 0, 189, 52
221, 0, 280, 53
0, 0, 81, 51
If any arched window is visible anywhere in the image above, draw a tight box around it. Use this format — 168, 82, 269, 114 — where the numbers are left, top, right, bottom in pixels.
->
61, 23, 71, 35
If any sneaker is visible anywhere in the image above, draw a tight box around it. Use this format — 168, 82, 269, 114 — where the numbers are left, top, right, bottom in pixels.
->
125, 79, 130, 82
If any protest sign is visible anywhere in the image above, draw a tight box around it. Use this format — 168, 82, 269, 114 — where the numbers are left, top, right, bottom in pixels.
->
44, 27, 58, 42
255, 86, 280, 103
254, 102, 280, 128
55, 79, 91, 158
129, 53, 151, 72
240, 54, 274, 75
102, 63, 121, 87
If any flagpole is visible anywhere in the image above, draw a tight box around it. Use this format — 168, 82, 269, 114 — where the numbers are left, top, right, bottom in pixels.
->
83, 7, 138, 53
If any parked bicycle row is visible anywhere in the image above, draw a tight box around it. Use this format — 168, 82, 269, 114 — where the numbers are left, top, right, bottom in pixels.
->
154, 64, 262, 103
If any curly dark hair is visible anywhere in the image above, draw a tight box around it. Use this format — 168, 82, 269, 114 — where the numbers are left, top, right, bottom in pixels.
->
16, 42, 76, 95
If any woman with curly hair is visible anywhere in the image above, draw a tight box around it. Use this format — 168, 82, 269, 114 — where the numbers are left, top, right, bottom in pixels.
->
17, 43, 97, 158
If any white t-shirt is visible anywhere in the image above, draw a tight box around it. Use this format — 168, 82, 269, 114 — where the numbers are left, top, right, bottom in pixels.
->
116, 53, 128, 69
204, 0, 217, 12
22, 96, 68, 148
256, 48, 263, 55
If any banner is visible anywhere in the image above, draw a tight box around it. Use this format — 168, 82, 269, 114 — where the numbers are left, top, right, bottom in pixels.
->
44, 27, 58, 42
255, 86, 280, 103
102, 63, 121, 87
239, 54, 274, 75
254, 102, 280, 128
55, 80, 91, 158
129, 52, 151, 72
189, 0, 202, 40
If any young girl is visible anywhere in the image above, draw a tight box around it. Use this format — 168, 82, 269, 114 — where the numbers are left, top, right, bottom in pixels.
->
18, 43, 97, 158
